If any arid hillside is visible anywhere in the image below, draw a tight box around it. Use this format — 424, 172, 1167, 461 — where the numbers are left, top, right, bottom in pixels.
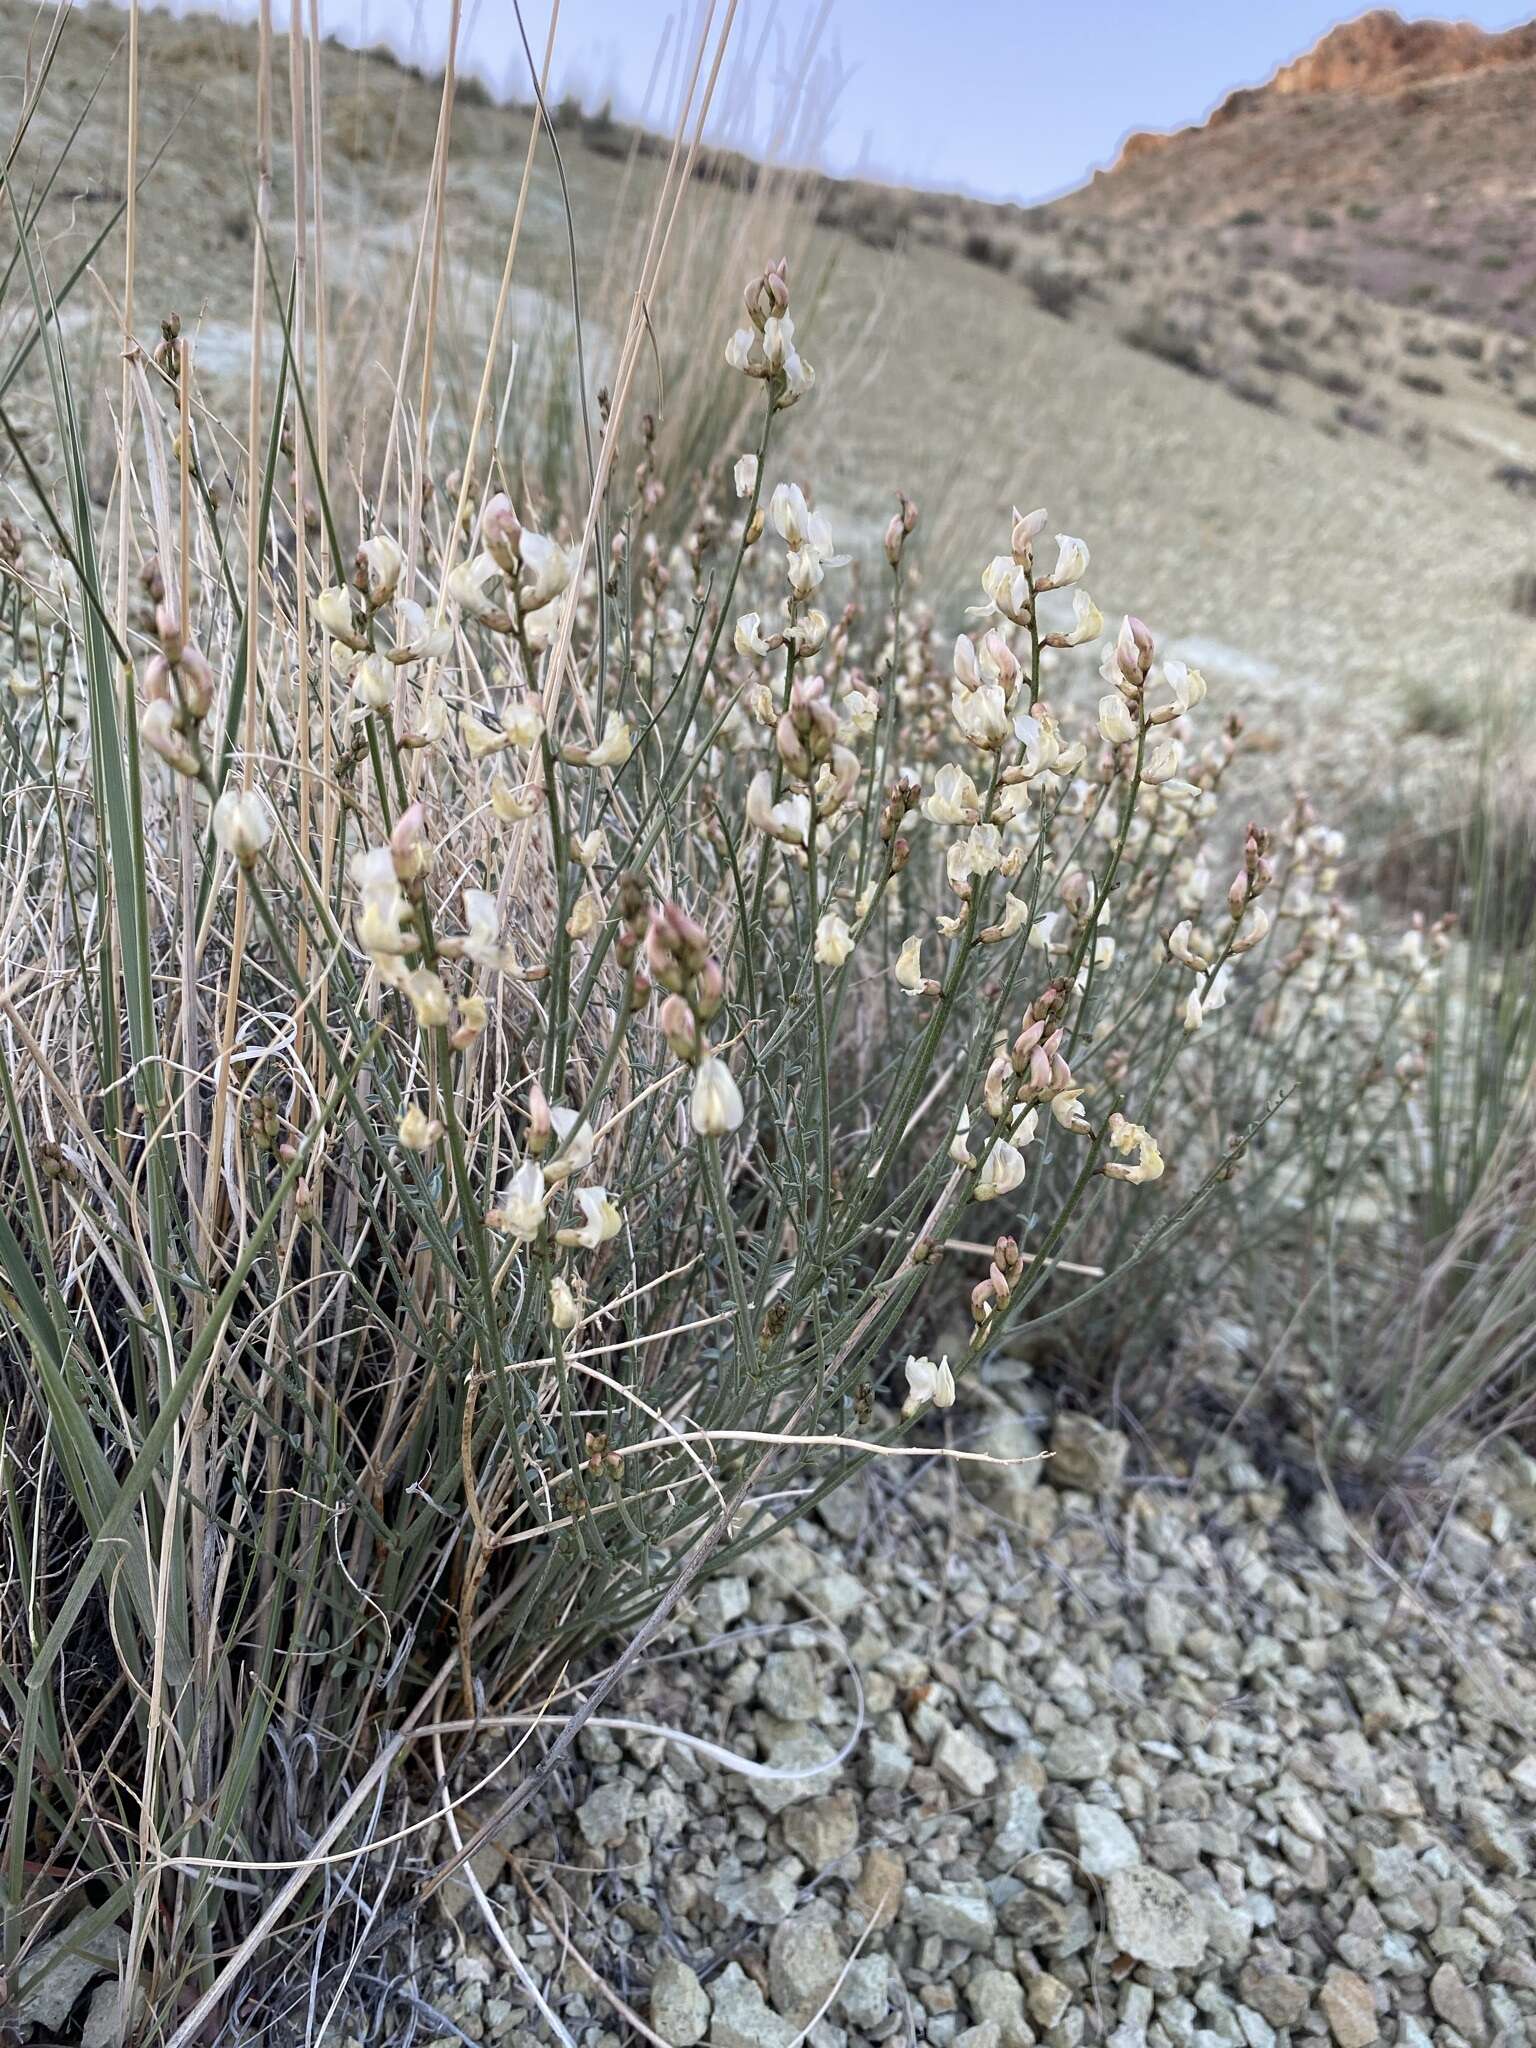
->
3, 1, 1535, 835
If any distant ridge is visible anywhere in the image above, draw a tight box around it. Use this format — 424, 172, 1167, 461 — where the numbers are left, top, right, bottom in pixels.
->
1112, 8, 1536, 173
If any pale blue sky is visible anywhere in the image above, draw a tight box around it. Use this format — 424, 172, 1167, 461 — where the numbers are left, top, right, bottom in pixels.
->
145, 2, 1535, 201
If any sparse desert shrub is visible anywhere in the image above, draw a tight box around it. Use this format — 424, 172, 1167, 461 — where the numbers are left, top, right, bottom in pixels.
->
962, 227, 1015, 272
1399, 369, 1444, 395
1225, 370, 1281, 410
1021, 263, 1086, 317
1121, 311, 1210, 377
1230, 207, 1266, 228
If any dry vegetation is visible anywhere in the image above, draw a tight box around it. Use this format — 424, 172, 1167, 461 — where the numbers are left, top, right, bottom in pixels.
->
0, 5, 1534, 2041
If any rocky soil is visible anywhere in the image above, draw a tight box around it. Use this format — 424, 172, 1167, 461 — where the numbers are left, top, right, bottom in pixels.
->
403, 1379, 1536, 2048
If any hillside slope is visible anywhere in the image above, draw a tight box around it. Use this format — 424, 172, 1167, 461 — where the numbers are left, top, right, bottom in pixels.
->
1, 0, 1533, 833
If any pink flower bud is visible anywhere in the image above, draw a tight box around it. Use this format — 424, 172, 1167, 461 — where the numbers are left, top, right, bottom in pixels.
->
659, 993, 700, 1062
526, 1080, 552, 1155
390, 801, 431, 882
694, 957, 724, 1021
481, 491, 523, 572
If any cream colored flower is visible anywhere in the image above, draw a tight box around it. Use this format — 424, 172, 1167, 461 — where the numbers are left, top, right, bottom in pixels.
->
212, 788, 273, 867
946, 823, 1004, 891
487, 1160, 548, 1239
734, 453, 759, 499
571, 712, 633, 770
358, 533, 404, 608
746, 772, 811, 845
894, 933, 924, 993
1041, 533, 1088, 590
397, 1102, 444, 1151
460, 712, 507, 761
1049, 588, 1103, 648
490, 774, 542, 822
974, 1136, 1027, 1203
735, 611, 772, 658
979, 554, 1032, 626
814, 911, 855, 967
1104, 1113, 1164, 1185
1097, 693, 1138, 746
545, 1106, 595, 1182
550, 1275, 581, 1330
566, 891, 602, 940
461, 888, 518, 973
557, 1186, 623, 1249
902, 1353, 956, 1417
922, 763, 981, 826
691, 1054, 745, 1137
952, 681, 1010, 749
314, 586, 363, 645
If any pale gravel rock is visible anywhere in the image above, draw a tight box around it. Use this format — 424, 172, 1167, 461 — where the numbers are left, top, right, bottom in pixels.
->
1072, 1802, 1141, 1876
1319, 1968, 1380, 2046
1105, 1866, 1208, 1969
648, 1956, 711, 2047
418, 1394, 1536, 2048
710, 1962, 798, 2048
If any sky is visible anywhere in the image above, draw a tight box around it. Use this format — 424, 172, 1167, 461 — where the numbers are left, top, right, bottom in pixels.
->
144, 1, 1536, 202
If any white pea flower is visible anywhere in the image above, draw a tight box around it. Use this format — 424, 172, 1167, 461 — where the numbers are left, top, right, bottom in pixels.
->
1050, 588, 1103, 648
952, 681, 1011, 749
733, 453, 759, 499
349, 654, 396, 713
358, 533, 404, 607
490, 774, 542, 822
487, 1160, 548, 1239
549, 1275, 580, 1330
557, 1186, 623, 1249
1160, 660, 1207, 717
691, 1054, 745, 1137
950, 1105, 977, 1167
515, 531, 573, 613
894, 933, 925, 993
545, 1106, 596, 1182
461, 712, 506, 760
400, 968, 450, 1028
1041, 533, 1088, 590
902, 1353, 956, 1417
973, 1136, 1027, 1203
446, 553, 505, 625
501, 700, 544, 748
746, 772, 811, 846
314, 585, 364, 645
1097, 693, 1139, 746
397, 1102, 444, 1151
569, 712, 633, 770
1143, 737, 1182, 784
1104, 1113, 1164, 1185
211, 788, 273, 867
922, 763, 981, 826
735, 611, 772, 658
945, 824, 1004, 890
979, 554, 1032, 625
814, 912, 855, 967
461, 888, 518, 973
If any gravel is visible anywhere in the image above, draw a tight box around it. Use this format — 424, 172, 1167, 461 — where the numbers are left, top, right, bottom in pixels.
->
404, 1378, 1536, 2048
